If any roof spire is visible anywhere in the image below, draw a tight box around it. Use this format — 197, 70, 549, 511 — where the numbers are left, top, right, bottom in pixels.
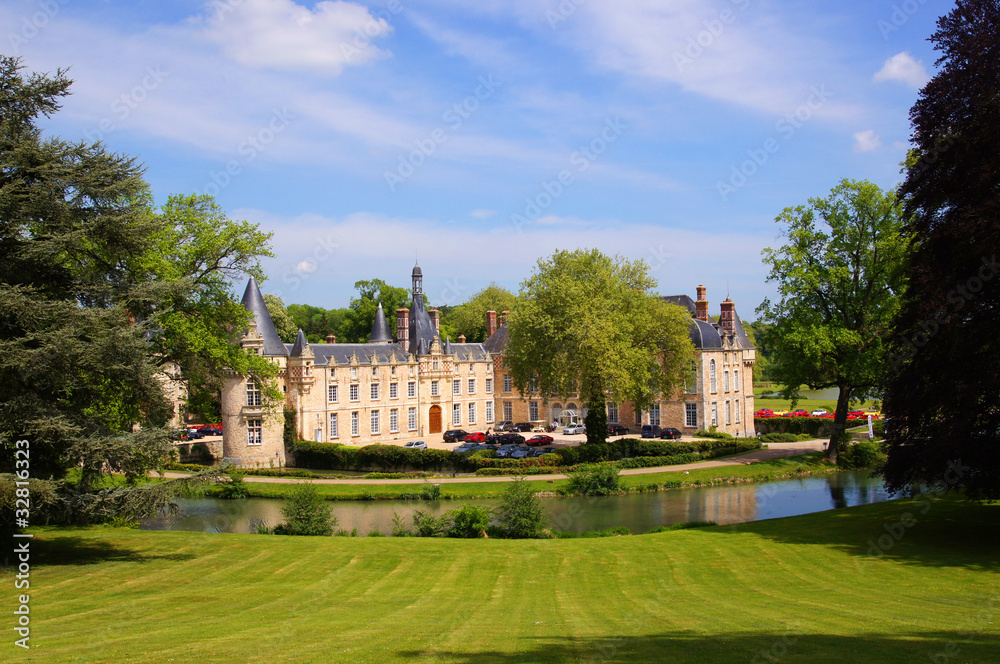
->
369, 302, 393, 343
240, 277, 289, 357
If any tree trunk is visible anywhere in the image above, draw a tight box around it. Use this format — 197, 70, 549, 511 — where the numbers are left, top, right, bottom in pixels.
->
827, 384, 852, 463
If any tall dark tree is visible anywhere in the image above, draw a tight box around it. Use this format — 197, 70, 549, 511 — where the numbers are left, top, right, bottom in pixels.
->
882, 0, 1000, 499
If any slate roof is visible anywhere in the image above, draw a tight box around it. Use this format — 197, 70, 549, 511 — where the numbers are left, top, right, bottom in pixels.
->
369, 302, 393, 342
733, 310, 754, 350
687, 318, 724, 350
662, 294, 697, 314
482, 322, 508, 354
240, 277, 288, 357
448, 343, 491, 362
287, 342, 411, 367
290, 329, 309, 357
408, 289, 438, 354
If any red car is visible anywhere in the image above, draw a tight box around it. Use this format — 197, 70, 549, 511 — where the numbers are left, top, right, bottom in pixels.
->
463, 431, 487, 443
789, 410, 810, 417
526, 435, 554, 446
755, 409, 774, 418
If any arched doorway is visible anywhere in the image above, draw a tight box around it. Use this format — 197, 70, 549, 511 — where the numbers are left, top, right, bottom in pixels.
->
428, 405, 442, 434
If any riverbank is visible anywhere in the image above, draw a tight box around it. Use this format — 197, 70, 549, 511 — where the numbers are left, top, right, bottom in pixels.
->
12, 496, 1000, 663
189, 445, 837, 500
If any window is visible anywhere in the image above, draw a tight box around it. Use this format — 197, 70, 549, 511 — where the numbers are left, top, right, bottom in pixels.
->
391, 366, 396, 376
351, 367, 357, 378
485, 401, 494, 423
329, 413, 339, 438
453, 379, 461, 395
503, 374, 511, 393
469, 363, 474, 374
247, 419, 262, 446
372, 366, 377, 377
607, 402, 618, 423
685, 403, 698, 428
390, 408, 399, 433
409, 365, 415, 376
724, 371, 730, 393
349, 384, 359, 402
431, 380, 439, 396
726, 401, 732, 425
687, 361, 698, 393
432, 360, 439, 370
246, 379, 261, 407
710, 360, 717, 393
371, 383, 380, 400
453, 403, 461, 426
468, 403, 476, 425
351, 412, 359, 436
503, 401, 512, 421
711, 403, 718, 427
734, 370, 740, 392
635, 409, 642, 426
735, 399, 740, 423
408, 381, 416, 398
390, 383, 398, 399
651, 404, 661, 426
485, 378, 493, 394
529, 401, 538, 421
408, 407, 417, 431
468, 379, 476, 394
371, 410, 380, 435
529, 377, 538, 393
328, 384, 338, 403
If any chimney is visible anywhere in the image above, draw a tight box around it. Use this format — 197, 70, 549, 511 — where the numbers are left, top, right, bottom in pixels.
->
500, 309, 510, 326
458, 334, 466, 343
487, 310, 497, 337
396, 307, 409, 345
429, 308, 440, 334
325, 334, 336, 344
695, 285, 709, 322
720, 297, 736, 334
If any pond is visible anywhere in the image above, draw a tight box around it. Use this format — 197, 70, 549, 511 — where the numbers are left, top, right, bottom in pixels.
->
142, 470, 896, 536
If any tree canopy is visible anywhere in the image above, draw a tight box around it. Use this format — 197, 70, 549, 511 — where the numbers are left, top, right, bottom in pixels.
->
882, 0, 1000, 499
0, 57, 274, 528
339, 279, 413, 343
505, 249, 693, 444
757, 179, 910, 459
446, 284, 518, 342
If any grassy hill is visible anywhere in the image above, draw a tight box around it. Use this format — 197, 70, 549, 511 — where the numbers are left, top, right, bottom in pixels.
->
7, 496, 999, 663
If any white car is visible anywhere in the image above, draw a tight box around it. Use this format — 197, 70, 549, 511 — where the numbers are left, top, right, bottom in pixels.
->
403, 441, 427, 449
810, 409, 829, 416
563, 425, 586, 435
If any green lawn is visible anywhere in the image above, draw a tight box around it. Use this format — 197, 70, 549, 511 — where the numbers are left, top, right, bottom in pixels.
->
8, 496, 999, 663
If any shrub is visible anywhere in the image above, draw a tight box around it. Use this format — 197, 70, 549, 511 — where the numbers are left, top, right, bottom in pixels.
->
838, 441, 887, 469
272, 483, 338, 536
248, 517, 271, 535
421, 482, 442, 501
447, 505, 491, 538
412, 510, 451, 537
566, 464, 623, 495
217, 469, 249, 499
391, 512, 412, 537
647, 521, 717, 533
242, 468, 316, 478
493, 477, 545, 539
695, 430, 735, 440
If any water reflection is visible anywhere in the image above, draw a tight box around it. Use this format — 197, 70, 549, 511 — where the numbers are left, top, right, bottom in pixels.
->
143, 471, 897, 536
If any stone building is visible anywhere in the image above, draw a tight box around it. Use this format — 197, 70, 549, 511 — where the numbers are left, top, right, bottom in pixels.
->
221, 263, 497, 466
487, 285, 756, 437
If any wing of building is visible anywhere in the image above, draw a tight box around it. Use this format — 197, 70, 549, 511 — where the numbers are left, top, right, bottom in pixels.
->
222, 269, 754, 466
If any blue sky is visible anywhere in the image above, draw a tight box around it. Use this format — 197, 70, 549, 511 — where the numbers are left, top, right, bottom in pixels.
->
4, 0, 943, 317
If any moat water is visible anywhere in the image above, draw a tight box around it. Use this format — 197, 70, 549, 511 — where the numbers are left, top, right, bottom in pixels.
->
141, 470, 895, 535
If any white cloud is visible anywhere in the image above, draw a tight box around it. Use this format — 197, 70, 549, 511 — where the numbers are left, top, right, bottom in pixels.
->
853, 129, 882, 153
873, 52, 929, 89
203, 0, 393, 75
470, 209, 496, 219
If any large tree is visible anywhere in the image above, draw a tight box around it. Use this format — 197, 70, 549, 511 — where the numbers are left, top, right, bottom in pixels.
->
882, 0, 1000, 499
447, 284, 518, 342
505, 249, 693, 444
339, 278, 412, 343
0, 58, 273, 528
757, 179, 910, 460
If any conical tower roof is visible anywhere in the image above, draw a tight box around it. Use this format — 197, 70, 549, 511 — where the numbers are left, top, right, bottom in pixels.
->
290, 329, 310, 357
240, 277, 288, 356
369, 302, 393, 343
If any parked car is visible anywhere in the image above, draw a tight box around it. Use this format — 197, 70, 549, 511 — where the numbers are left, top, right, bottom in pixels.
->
452, 442, 481, 454
640, 424, 662, 438
526, 434, 553, 446
755, 409, 774, 418
196, 425, 221, 436
169, 429, 189, 441
512, 422, 534, 432
789, 410, 810, 417
810, 409, 829, 416
536, 446, 557, 456
494, 421, 514, 432
510, 446, 532, 459
463, 431, 487, 443
563, 424, 586, 435
497, 444, 518, 458
496, 432, 525, 446
481, 444, 499, 452
772, 410, 789, 417
608, 424, 629, 436
404, 440, 427, 449
659, 427, 682, 440
443, 429, 468, 442
186, 429, 205, 440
